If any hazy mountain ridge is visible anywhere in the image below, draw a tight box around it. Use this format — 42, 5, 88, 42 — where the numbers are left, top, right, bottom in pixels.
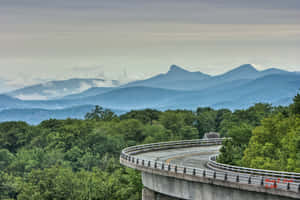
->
0, 64, 299, 123
62, 87, 115, 100
124, 64, 211, 89
4, 64, 295, 99
123, 64, 294, 91
7, 78, 120, 100
0, 95, 25, 110
171, 73, 300, 110
77, 86, 188, 110
0, 105, 126, 125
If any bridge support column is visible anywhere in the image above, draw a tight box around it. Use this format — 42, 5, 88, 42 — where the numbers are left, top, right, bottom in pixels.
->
142, 187, 156, 200
143, 187, 181, 200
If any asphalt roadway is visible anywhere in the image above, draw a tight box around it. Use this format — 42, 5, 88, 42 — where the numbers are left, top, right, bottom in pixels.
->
137, 145, 222, 170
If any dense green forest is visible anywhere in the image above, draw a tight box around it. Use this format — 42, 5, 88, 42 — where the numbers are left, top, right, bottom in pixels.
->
218, 93, 300, 172
0, 93, 299, 199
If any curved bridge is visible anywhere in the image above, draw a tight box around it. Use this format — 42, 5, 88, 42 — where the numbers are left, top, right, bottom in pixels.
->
120, 139, 300, 200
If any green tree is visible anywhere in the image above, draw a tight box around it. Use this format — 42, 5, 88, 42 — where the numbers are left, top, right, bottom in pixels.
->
217, 123, 252, 165
120, 109, 161, 124
159, 111, 184, 133
85, 106, 116, 121
242, 114, 300, 172
195, 110, 217, 138
0, 122, 32, 153
0, 149, 14, 170
142, 124, 171, 143
292, 92, 300, 115
115, 119, 144, 144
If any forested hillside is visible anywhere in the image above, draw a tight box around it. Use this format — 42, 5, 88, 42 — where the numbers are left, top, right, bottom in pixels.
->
0, 93, 299, 199
218, 93, 300, 172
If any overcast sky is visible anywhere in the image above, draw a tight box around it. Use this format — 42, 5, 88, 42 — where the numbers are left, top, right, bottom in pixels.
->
1, 0, 300, 89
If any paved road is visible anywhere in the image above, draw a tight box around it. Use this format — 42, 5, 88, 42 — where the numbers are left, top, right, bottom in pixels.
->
137, 145, 221, 169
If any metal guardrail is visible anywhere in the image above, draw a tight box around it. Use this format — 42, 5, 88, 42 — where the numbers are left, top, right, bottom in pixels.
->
120, 139, 300, 195
208, 155, 300, 181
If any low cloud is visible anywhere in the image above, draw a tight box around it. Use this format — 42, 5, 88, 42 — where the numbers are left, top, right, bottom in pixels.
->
15, 93, 48, 100
77, 82, 93, 93
92, 80, 115, 87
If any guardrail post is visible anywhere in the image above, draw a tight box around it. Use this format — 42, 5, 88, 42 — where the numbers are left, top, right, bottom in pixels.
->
193, 169, 196, 175
298, 184, 300, 192
128, 156, 131, 162
168, 164, 171, 171
132, 157, 134, 163
142, 160, 144, 166
175, 165, 177, 173
213, 171, 216, 179
261, 177, 264, 186
287, 182, 290, 190
154, 162, 157, 168
137, 159, 139, 164
183, 167, 186, 174
203, 170, 206, 177
162, 163, 164, 170
248, 176, 251, 184
224, 173, 227, 181
148, 161, 151, 167
236, 175, 239, 182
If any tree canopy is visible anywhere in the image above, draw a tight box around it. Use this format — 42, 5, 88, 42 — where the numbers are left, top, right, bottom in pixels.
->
1, 92, 300, 199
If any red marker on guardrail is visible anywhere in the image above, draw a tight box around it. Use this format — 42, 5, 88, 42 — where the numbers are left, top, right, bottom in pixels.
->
265, 179, 293, 189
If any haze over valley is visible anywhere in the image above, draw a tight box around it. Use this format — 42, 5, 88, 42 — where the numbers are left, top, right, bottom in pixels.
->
0, 64, 299, 124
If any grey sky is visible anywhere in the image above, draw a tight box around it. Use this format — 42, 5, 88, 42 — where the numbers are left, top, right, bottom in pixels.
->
1, 0, 300, 89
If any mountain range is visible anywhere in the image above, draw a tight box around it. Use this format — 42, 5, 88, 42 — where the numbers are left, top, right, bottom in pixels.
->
7, 78, 120, 100
123, 64, 291, 91
0, 64, 299, 124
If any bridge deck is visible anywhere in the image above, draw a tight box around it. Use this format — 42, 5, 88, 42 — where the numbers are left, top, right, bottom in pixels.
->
121, 139, 300, 199
137, 145, 221, 169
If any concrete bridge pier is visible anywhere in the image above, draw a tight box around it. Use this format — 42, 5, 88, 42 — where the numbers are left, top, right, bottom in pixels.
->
143, 187, 181, 200
142, 187, 156, 200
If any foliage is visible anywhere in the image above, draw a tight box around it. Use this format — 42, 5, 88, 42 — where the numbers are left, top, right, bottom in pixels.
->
218, 93, 300, 172
241, 114, 300, 172
292, 92, 300, 115
217, 123, 252, 165
120, 109, 161, 125
85, 106, 117, 121
0, 106, 203, 199
1, 96, 300, 199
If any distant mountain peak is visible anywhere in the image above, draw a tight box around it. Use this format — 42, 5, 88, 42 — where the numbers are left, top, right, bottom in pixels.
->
168, 65, 189, 74
235, 64, 258, 72
216, 64, 259, 81
262, 68, 287, 73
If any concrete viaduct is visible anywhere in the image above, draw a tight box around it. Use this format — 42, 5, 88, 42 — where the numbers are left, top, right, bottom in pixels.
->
120, 139, 300, 200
